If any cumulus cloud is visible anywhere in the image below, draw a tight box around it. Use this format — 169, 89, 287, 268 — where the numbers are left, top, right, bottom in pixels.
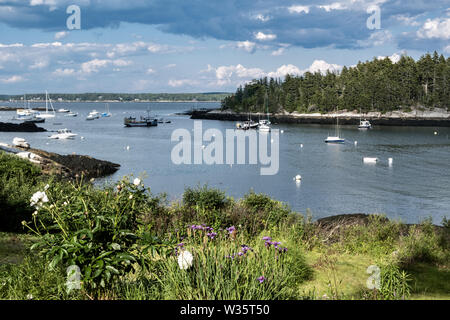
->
254, 32, 277, 41
416, 18, 450, 40
54, 31, 68, 40
0, 75, 25, 83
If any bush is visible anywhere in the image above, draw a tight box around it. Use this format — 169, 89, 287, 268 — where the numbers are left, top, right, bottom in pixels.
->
24, 176, 156, 296
0, 152, 43, 232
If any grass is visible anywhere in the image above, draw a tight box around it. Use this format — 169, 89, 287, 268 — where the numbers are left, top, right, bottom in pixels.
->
0, 151, 448, 300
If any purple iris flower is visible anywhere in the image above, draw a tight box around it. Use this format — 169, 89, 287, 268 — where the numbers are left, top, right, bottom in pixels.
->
258, 276, 266, 283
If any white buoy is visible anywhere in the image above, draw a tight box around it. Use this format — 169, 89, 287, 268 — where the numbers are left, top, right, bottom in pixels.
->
281, 130, 284, 133
126, 146, 130, 150
201, 145, 206, 149
271, 139, 274, 143
354, 141, 358, 146
363, 157, 378, 163
294, 175, 302, 181
388, 158, 393, 165
434, 131, 438, 135
300, 144, 303, 148
80, 136, 84, 140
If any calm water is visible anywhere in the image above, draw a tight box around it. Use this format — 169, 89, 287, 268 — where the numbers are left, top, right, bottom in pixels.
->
1, 102, 449, 224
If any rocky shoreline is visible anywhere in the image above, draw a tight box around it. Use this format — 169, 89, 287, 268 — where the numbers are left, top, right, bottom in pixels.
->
0, 143, 120, 179
0, 122, 46, 132
191, 108, 450, 127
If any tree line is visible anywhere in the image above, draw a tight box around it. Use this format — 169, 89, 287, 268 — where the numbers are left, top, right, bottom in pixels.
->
0, 92, 231, 102
222, 52, 450, 114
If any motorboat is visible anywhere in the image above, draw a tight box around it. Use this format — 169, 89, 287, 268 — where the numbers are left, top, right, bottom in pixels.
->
65, 112, 78, 117
49, 129, 77, 139
86, 110, 100, 120
57, 108, 70, 113
358, 120, 372, 129
124, 109, 158, 127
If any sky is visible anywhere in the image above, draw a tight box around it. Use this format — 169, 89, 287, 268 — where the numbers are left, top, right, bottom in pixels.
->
0, 0, 449, 94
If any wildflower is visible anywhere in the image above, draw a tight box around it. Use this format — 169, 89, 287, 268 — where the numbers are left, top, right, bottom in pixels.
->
129, 195, 133, 200
237, 252, 244, 257
207, 232, 217, 240
21, 221, 27, 226
32, 211, 38, 218
262, 236, 272, 241
133, 178, 141, 186
226, 226, 236, 234
30, 191, 49, 208
178, 250, 194, 270
241, 245, 252, 254
258, 276, 266, 284
177, 243, 185, 248
26, 294, 34, 300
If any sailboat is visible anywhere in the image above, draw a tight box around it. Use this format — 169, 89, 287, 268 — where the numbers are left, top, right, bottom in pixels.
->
35, 91, 56, 119
259, 91, 271, 132
325, 107, 345, 143
101, 103, 112, 117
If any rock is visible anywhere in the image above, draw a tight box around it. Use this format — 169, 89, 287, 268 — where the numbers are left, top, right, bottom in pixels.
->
0, 122, 46, 132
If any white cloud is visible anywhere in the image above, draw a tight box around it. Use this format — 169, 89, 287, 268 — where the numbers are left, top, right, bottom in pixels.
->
357, 30, 393, 47
29, 60, 49, 69
267, 64, 302, 78
318, 2, 346, 12
236, 40, 256, 53
271, 47, 285, 56
80, 59, 131, 74
54, 31, 68, 40
52, 68, 75, 76
288, 5, 310, 14
168, 79, 197, 87
146, 68, 156, 74
253, 14, 270, 22
377, 53, 402, 63
254, 32, 277, 41
0, 75, 25, 83
444, 45, 450, 54
0, 43, 23, 48
417, 18, 450, 40
305, 60, 342, 74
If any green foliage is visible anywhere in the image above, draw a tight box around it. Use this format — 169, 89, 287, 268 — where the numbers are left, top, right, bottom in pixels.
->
156, 227, 311, 299
378, 264, 412, 300
223, 52, 450, 113
0, 152, 42, 232
24, 177, 158, 296
0, 254, 84, 300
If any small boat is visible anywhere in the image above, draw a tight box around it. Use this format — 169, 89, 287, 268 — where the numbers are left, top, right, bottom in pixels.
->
358, 120, 372, 129
101, 103, 112, 117
86, 110, 100, 120
258, 92, 271, 132
124, 116, 158, 127
65, 112, 78, 117
57, 108, 70, 113
124, 109, 158, 127
325, 107, 345, 143
49, 128, 77, 140
12, 137, 30, 148
35, 91, 56, 119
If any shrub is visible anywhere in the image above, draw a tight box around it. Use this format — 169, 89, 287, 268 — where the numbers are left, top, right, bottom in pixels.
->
0, 152, 43, 232
24, 176, 155, 296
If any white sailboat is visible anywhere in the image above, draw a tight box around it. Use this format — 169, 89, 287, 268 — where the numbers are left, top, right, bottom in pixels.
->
259, 91, 271, 132
35, 91, 56, 119
325, 107, 345, 143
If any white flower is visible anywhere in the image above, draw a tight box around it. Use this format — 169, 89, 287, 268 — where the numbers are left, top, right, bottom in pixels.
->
30, 191, 49, 208
129, 195, 133, 200
133, 178, 141, 186
177, 250, 194, 270
44, 184, 50, 191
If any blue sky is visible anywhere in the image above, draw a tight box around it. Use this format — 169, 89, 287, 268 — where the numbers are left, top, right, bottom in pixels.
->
0, 0, 449, 94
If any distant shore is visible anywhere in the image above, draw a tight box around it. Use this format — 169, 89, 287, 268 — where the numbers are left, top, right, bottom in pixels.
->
191, 107, 450, 127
